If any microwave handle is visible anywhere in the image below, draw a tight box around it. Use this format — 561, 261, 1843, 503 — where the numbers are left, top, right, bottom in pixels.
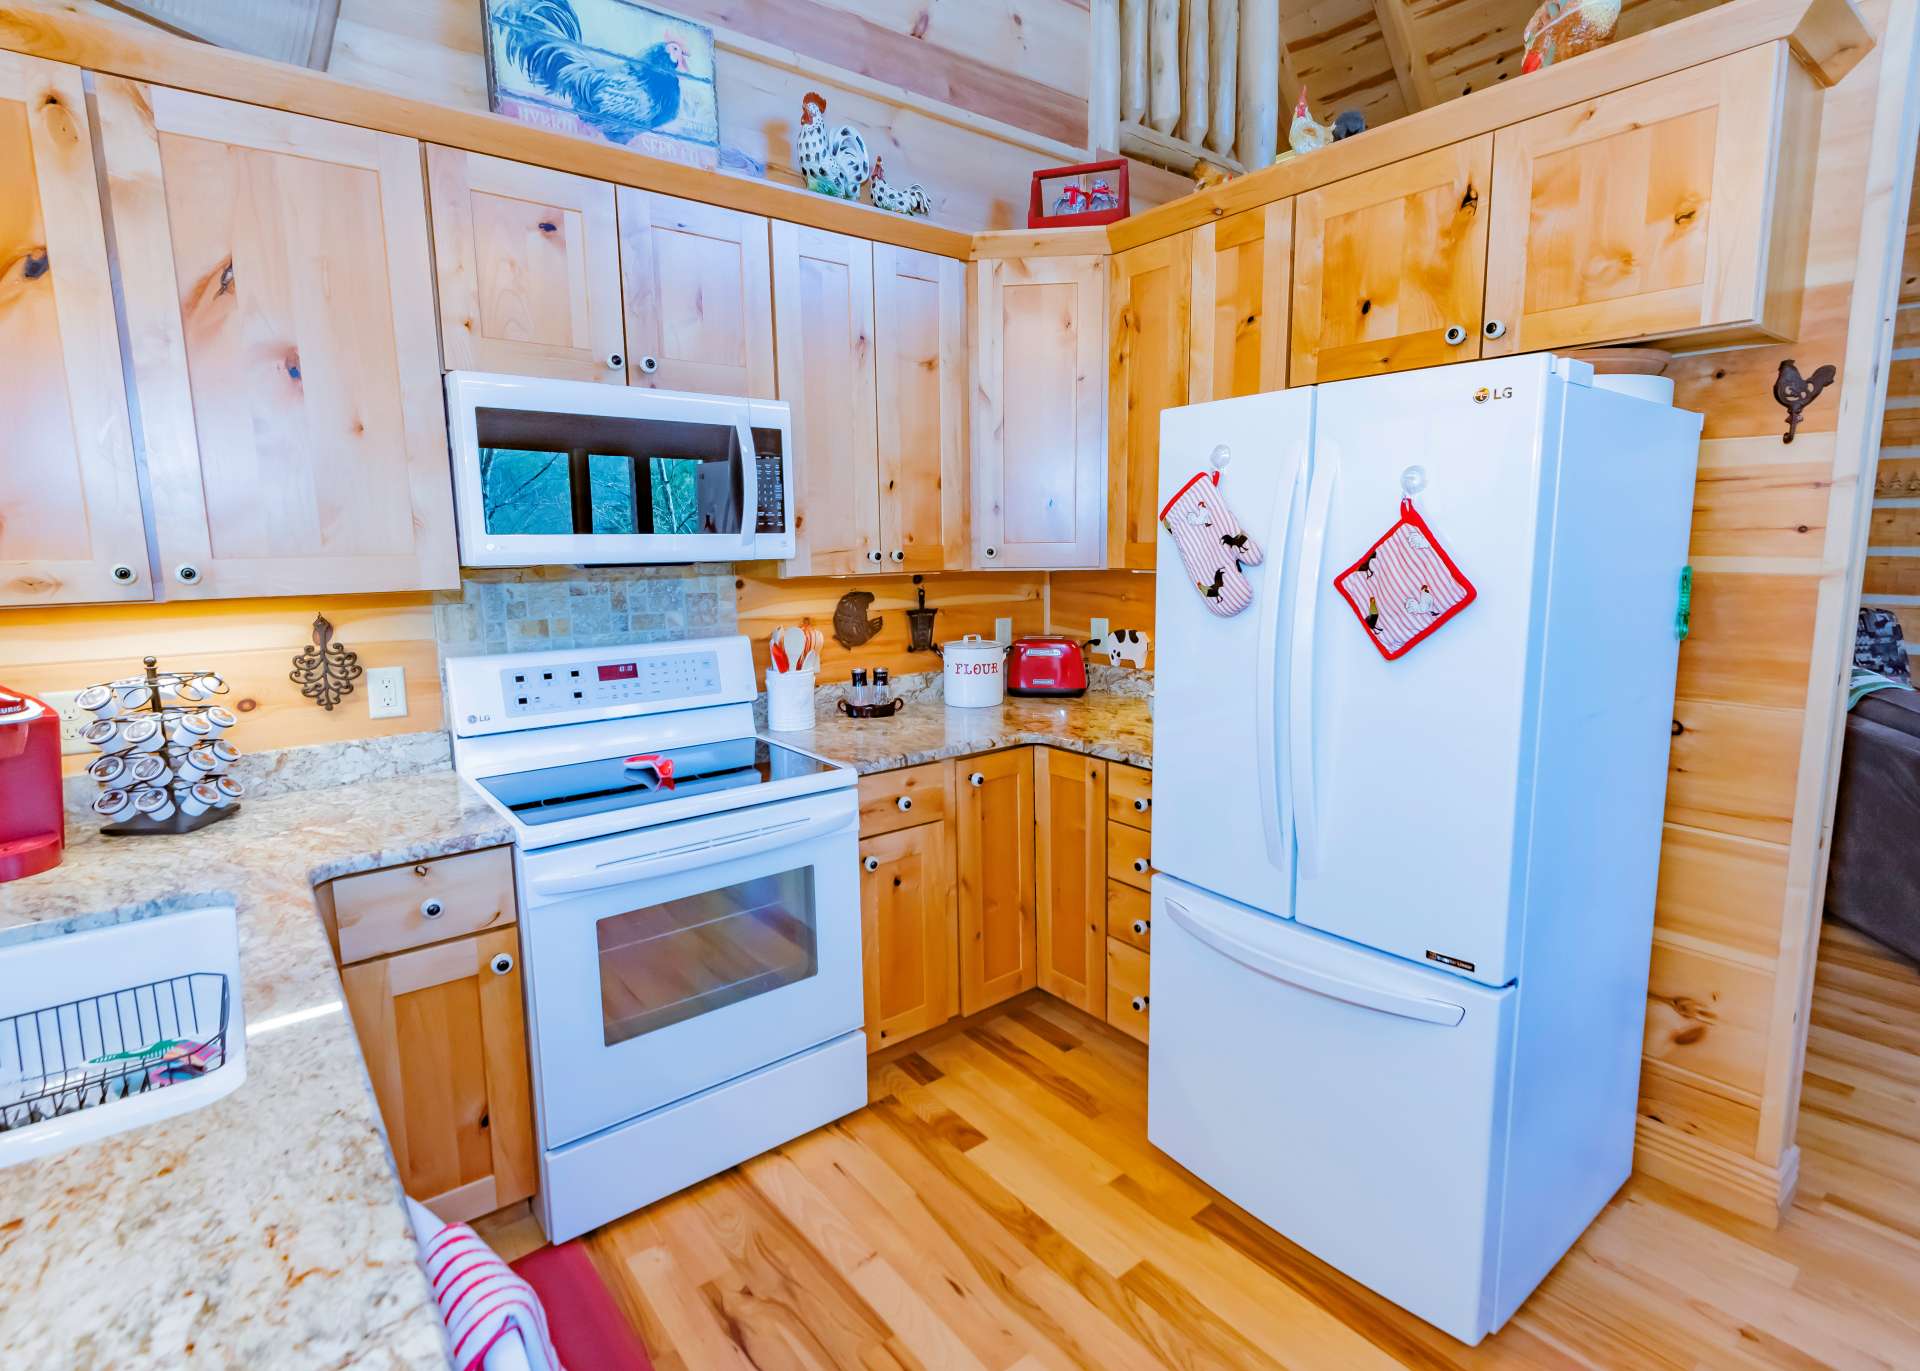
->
527, 811, 850, 898
735, 416, 759, 552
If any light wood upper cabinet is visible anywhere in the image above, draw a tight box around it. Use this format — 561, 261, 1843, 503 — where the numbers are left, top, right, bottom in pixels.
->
860, 820, 958, 1053
1035, 749, 1108, 1015
95, 80, 456, 599
955, 748, 1037, 1014
874, 244, 967, 572
618, 189, 775, 397
426, 147, 624, 383
1484, 45, 1817, 356
1107, 236, 1191, 570
971, 254, 1107, 569
1291, 137, 1493, 386
1190, 202, 1292, 402
0, 53, 148, 607
341, 924, 536, 1224
773, 222, 881, 576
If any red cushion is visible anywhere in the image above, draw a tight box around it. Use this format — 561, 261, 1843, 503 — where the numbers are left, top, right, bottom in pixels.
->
510, 1241, 654, 1371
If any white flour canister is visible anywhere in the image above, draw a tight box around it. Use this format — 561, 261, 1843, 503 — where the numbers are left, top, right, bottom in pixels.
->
941, 635, 1005, 708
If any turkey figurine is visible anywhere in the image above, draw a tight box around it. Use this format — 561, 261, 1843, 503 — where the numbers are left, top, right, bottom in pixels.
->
868, 158, 931, 217
797, 91, 872, 201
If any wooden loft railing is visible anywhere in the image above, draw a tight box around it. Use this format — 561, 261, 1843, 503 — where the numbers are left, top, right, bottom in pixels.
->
1089, 0, 1293, 175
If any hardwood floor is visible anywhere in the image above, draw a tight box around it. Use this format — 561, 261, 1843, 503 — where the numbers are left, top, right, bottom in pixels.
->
500, 922, 1920, 1368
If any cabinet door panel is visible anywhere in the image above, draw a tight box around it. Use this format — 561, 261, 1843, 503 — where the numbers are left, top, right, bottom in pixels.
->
1190, 201, 1292, 403
860, 821, 958, 1052
0, 53, 147, 606
773, 222, 881, 575
619, 189, 775, 397
1035, 749, 1107, 1014
972, 255, 1107, 569
1484, 45, 1807, 354
341, 927, 535, 1222
96, 80, 456, 598
428, 146, 624, 382
956, 749, 1037, 1013
1107, 235, 1191, 569
874, 244, 966, 572
1292, 137, 1492, 385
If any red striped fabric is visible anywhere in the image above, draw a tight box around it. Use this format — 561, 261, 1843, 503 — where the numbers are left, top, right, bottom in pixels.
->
419, 1217, 563, 1370
1333, 501, 1476, 659
1159, 470, 1264, 617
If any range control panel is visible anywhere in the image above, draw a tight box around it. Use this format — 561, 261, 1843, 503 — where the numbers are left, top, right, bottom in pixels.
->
500, 649, 723, 718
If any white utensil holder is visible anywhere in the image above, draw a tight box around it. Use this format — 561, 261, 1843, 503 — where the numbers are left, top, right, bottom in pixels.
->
766, 670, 816, 732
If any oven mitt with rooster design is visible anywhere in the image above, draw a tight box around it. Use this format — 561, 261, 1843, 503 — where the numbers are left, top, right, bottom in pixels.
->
1160, 471, 1264, 616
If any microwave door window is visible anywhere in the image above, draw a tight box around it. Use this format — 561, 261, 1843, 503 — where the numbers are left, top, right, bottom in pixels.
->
480, 448, 576, 535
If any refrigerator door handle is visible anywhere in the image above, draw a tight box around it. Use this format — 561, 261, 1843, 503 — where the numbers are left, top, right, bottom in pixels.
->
1255, 452, 1307, 873
1289, 455, 1337, 878
1164, 899, 1466, 1026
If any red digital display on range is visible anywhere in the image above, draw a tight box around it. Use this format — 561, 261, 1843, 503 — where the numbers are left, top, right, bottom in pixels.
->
597, 663, 639, 682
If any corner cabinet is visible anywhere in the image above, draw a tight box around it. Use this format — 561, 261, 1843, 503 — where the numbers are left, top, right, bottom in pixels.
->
1483, 44, 1818, 355
1107, 237, 1191, 570
0, 52, 148, 607
1189, 202, 1292, 403
1034, 749, 1108, 1014
971, 254, 1107, 569
94, 79, 457, 598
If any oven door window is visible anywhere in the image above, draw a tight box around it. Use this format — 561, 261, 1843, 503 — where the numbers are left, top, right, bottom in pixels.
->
595, 865, 818, 1046
476, 406, 745, 538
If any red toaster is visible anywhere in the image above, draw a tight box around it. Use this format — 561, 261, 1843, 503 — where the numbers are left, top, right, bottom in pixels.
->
1007, 637, 1088, 698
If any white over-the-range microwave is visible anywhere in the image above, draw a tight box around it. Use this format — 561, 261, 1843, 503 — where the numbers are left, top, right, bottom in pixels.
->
445, 371, 795, 566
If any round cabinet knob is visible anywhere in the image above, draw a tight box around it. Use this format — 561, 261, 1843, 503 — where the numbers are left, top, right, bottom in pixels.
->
862, 855, 881, 873
1131, 995, 1149, 1013
607, 352, 625, 369
1443, 325, 1468, 347
638, 356, 660, 374
968, 772, 985, 787
867, 550, 884, 564
1483, 319, 1507, 340
1132, 857, 1150, 874
1132, 919, 1150, 937
419, 898, 444, 920
1132, 797, 1150, 813
490, 952, 514, 976
895, 796, 913, 811
890, 549, 905, 563
413, 864, 429, 877
174, 563, 202, 585
111, 563, 138, 585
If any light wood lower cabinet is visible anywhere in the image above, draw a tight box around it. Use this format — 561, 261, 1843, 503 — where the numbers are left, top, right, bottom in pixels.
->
1107, 937, 1152, 1043
860, 820, 958, 1052
1034, 749, 1108, 1014
955, 750, 1038, 1013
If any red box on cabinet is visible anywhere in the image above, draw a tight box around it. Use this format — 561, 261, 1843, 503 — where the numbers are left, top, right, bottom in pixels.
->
1027, 159, 1130, 229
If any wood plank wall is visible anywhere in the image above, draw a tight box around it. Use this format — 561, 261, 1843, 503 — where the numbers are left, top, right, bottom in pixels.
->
1861, 166, 1920, 601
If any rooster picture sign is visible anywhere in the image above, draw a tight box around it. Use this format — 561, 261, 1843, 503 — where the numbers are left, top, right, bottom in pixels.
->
484, 0, 721, 168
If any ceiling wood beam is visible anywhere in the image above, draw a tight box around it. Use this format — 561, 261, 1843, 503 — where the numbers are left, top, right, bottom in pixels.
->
1372, 0, 1441, 111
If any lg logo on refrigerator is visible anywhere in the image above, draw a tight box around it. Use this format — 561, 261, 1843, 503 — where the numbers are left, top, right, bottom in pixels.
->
1474, 386, 1516, 404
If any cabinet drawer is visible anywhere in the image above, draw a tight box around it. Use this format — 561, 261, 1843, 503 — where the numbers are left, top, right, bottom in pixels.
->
1108, 821, 1154, 892
1109, 881, 1152, 951
1107, 764, 1153, 829
859, 762, 949, 836
329, 847, 516, 965
1107, 937, 1151, 1042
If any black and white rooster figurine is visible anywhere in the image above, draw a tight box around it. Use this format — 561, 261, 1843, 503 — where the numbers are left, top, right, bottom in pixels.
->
495, 0, 689, 145
797, 91, 872, 201
869, 158, 931, 217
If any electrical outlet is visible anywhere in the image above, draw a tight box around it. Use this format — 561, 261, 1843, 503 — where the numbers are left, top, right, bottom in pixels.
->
38, 690, 93, 756
365, 666, 408, 719
994, 616, 1013, 645
1089, 616, 1110, 643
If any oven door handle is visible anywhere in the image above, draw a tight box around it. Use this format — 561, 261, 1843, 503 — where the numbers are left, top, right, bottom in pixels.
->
527, 811, 853, 898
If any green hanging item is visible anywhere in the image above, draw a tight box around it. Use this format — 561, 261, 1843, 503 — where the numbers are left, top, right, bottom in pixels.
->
1674, 565, 1693, 641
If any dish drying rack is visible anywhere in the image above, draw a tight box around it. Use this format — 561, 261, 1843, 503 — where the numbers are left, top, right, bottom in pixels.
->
0, 972, 231, 1136
81, 655, 242, 836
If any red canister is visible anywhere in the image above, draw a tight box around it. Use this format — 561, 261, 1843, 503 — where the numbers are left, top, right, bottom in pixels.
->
0, 687, 65, 882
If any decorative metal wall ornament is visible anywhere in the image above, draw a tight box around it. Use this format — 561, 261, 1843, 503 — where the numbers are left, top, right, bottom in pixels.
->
1774, 358, 1836, 443
906, 577, 939, 653
832, 590, 882, 649
289, 614, 362, 710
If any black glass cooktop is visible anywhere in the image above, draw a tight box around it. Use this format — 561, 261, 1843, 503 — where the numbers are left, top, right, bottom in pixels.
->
481, 737, 838, 827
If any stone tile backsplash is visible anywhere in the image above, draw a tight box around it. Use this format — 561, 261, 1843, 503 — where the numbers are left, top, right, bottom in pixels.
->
433, 566, 738, 658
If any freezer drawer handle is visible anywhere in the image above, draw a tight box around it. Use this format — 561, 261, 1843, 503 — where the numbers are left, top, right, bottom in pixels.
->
1163, 900, 1466, 1027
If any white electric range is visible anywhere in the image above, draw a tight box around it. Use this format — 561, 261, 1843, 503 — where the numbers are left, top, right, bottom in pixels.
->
446, 635, 865, 1243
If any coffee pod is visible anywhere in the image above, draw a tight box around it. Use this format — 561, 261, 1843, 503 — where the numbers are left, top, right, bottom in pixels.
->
122, 718, 165, 753
179, 780, 220, 817
207, 738, 240, 766
82, 718, 124, 751
76, 685, 120, 719
199, 673, 227, 695
172, 677, 207, 702
87, 754, 129, 787
171, 712, 213, 744
91, 789, 134, 822
127, 753, 169, 787
133, 787, 176, 822
178, 745, 216, 780
213, 775, 243, 807
203, 705, 238, 737
114, 681, 154, 711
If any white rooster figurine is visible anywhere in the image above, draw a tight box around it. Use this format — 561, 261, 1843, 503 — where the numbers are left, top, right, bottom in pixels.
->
797, 90, 871, 201
868, 158, 931, 217
1289, 90, 1333, 155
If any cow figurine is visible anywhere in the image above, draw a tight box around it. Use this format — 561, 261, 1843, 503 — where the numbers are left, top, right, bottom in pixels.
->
1094, 629, 1150, 669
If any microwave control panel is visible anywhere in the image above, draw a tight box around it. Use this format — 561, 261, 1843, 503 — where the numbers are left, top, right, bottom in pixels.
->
755, 451, 786, 534
500, 650, 723, 718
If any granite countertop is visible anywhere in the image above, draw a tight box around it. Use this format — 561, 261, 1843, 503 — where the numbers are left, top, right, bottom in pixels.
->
0, 772, 511, 1370
0, 690, 1149, 1367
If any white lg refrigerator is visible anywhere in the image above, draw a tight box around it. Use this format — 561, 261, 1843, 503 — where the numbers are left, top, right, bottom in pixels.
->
1148, 353, 1700, 1345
